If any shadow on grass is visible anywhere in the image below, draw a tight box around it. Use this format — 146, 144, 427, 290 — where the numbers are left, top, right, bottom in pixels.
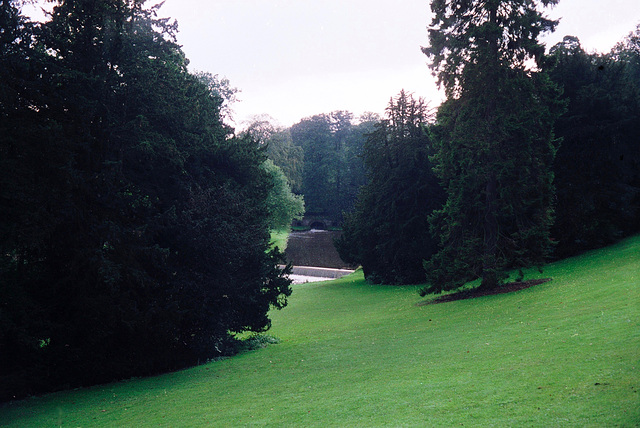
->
419, 278, 552, 305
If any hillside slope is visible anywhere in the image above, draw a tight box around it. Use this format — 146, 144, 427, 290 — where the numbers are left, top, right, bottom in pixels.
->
1, 236, 638, 426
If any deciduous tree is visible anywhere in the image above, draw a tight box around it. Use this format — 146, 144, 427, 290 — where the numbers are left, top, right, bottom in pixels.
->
262, 159, 305, 231
243, 116, 305, 193
0, 0, 291, 400
290, 112, 370, 222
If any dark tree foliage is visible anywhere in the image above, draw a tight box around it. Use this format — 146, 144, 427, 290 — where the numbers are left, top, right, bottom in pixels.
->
422, 0, 564, 293
336, 91, 445, 284
425, 0, 560, 99
615, 25, 640, 84
0, 0, 291, 401
290, 112, 373, 222
0, 0, 60, 400
291, 115, 334, 216
547, 34, 640, 258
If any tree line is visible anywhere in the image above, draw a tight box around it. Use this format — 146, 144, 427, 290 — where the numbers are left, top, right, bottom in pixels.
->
259, 10, 639, 289
244, 111, 379, 225
0, 0, 292, 401
1, 0, 638, 402
339, 4, 639, 290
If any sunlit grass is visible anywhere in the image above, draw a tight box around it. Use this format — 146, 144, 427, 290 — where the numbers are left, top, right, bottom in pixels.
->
1, 236, 638, 426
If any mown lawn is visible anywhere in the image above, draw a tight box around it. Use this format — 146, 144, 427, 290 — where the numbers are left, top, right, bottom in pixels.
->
1, 236, 638, 427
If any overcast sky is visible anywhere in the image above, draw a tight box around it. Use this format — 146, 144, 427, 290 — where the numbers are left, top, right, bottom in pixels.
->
156, 0, 639, 128
27, 1, 640, 128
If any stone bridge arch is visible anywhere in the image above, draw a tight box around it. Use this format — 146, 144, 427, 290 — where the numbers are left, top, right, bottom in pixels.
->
292, 215, 339, 230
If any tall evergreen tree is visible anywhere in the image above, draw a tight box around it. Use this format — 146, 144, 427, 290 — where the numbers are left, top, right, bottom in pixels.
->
422, 0, 564, 293
0, 0, 63, 400
337, 91, 444, 284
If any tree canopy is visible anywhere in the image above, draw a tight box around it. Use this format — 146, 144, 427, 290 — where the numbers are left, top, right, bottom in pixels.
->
0, 0, 291, 401
289, 112, 375, 222
421, 0, 564, 293
547, 32, 640, 258
262, 159, 305, 231
242, 116, 305, 194
336, 91, 445, 284
425, 0, 559, 97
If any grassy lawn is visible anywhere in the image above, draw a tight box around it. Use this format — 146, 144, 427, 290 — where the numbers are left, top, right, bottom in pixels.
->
1, 236, 638, 426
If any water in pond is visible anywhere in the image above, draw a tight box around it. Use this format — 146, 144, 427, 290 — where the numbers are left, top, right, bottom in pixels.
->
284, 229, 351, 269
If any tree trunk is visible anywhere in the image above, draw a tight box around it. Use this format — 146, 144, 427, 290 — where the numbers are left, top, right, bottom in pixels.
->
481, 173, 498, 289
481, 4, 500, 290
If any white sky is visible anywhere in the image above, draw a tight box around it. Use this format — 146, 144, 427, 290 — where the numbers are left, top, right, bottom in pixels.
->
25, 1, 640, 128
156, 0, 639, 128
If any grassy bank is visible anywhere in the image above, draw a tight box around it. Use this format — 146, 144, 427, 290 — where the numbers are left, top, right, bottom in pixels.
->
1, 236, 638, 426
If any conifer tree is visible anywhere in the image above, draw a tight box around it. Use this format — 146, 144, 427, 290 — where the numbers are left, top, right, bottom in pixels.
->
337, 91, 444, 284
421, 0, 564, 293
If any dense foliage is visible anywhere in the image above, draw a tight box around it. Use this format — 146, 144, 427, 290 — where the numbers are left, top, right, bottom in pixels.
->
547, 33, 640, 258
242, 116, 305, 194
336, 91, 445, 284
239, 119, 305, 230
0, 0, 291, 401
262, 159, 305, 231
289, 112, 377, 221
331, 9, 638, 291
337, 20, 639, 291
421, 0, 564, 293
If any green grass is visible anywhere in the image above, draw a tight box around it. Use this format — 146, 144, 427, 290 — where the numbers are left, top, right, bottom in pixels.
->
2, 236, 639, 426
